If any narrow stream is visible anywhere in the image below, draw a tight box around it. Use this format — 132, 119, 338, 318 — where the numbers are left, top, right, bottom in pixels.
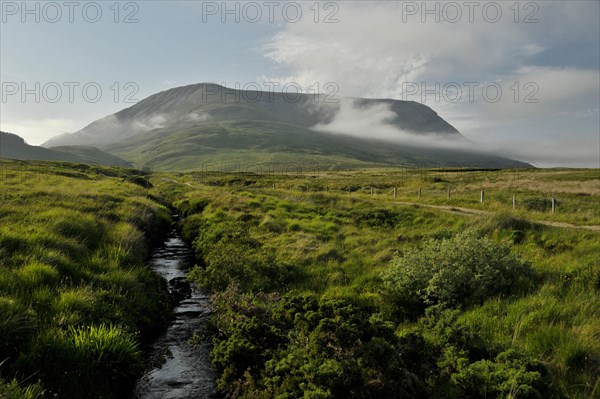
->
134, 221, 216, 399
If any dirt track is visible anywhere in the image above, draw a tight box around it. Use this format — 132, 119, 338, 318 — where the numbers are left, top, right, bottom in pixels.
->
391, 201, 600, 233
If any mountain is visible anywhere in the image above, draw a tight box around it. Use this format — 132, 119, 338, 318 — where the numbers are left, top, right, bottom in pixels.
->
0, 131, 131, 166
101, 120, 525, 171
42, 83, 528, 170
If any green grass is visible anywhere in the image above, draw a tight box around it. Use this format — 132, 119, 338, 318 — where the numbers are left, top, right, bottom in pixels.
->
156, 167, 599, 398
103, 120, 523, 171
2, 160, 597, 398
1, 131, 131, 166
0, 159, 172, 398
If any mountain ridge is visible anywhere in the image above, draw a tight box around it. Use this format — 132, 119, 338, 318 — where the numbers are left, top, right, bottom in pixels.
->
0, 131, 131, 166
42, 83, 461, 148
38, 83, 528, 170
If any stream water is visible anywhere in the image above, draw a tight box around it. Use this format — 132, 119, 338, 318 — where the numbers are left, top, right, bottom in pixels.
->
133, 223, 216, 399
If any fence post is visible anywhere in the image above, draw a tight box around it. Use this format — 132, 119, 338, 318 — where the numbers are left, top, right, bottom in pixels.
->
370, 187, 373, 196
480, 190, 485, 203
513, 195, 517, 209
551, 197, 556, 213
393, 187, 397, 199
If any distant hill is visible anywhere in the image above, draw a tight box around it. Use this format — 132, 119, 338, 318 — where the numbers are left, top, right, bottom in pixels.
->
41, 83, 529, 170
0, 131, 131, 166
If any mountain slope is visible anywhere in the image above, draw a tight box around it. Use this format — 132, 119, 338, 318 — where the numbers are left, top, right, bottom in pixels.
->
0, 131, 131, 166
105, 120, 527, 171
41, 83, 528, 170
42, 83, 461, 148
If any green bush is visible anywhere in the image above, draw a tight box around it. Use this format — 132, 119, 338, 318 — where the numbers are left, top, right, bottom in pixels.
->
382, 230, 534, 314
188, 215, 300, 293
210, 289, 425, 398
191, 239, 300, 293
451, 349, 548, 398
396, 307, 551, 398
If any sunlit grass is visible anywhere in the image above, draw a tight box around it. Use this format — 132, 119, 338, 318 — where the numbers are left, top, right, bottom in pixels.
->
0, 159, 172, 398
162, 167, 598, 398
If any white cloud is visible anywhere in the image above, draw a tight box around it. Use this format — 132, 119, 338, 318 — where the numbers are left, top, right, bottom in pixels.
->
311, 98, 467, 149
261, 2, 600, 166
263, 3, 544, 98
187, 111, 210, 122
132, 114, 167, 131
482, 67, 600, 119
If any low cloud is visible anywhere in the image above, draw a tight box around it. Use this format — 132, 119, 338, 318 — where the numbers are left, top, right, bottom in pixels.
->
187, 111, 210, 122
132, 114, 168, 131
311, 99, 469, 150
262, 1, 600, 167
41, 108, 215, 147
487, 137, 600, 168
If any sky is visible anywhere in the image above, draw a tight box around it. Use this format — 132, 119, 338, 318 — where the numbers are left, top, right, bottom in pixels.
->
1, 0, 599, 167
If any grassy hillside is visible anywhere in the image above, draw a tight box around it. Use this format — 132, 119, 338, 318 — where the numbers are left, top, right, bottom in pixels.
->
40, 84, 531, 171
155, 168, 599, 398
105, 120, 528, 171
0, 160, 170, 398
43, 83, 461, 148
0, 132, 131, 166
48, 145, 132, 166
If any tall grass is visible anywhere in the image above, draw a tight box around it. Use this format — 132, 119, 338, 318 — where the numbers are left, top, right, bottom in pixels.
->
0, 160, 172, 398
161, 168, 598, 398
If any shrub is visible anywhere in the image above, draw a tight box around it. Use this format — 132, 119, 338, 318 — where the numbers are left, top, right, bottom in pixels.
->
451, 349, 548, 398
401, 307, 551, 398
191, 242, 299, 293
210, 290, 425, 399
382, 230, 534, 314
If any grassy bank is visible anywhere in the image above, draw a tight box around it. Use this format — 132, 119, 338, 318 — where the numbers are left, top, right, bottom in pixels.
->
2, 161, 596, 398
0, 160, 172, 398
159, 168, 599, 398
